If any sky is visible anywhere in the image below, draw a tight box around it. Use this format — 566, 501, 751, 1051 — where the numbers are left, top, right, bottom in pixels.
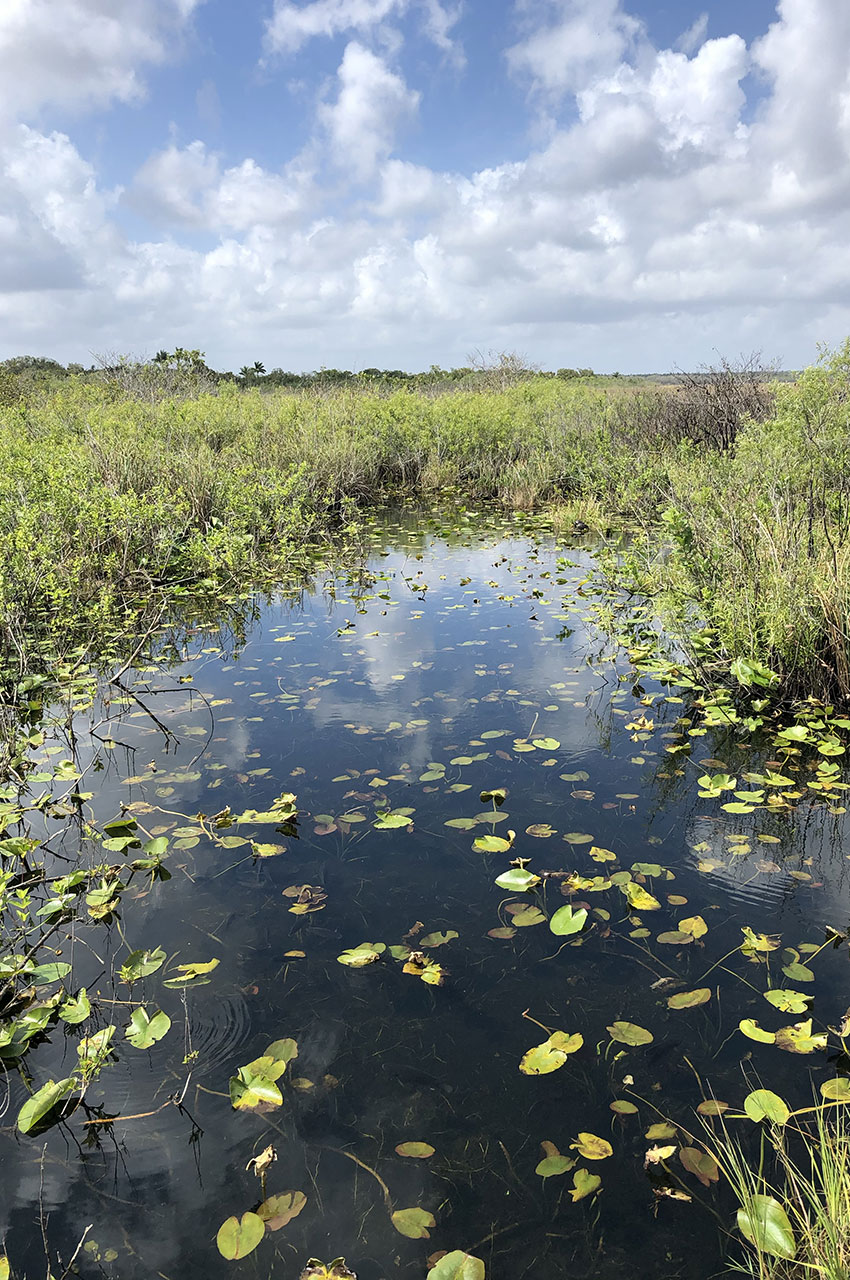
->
0, 0, 848, 373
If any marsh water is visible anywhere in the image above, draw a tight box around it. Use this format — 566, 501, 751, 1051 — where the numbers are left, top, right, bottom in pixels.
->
2, 507, 849, 1280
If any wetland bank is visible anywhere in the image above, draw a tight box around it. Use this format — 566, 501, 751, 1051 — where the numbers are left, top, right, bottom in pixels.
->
3, 351, 850, 1279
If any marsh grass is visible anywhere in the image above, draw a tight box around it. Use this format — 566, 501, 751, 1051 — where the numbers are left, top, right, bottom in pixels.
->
707, 1104, 850, 1280
2, 342, 850, 700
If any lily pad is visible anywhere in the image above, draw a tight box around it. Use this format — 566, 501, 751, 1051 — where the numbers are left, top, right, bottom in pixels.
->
744, 1090, 790, 1125
18, 1077, 77, 1134
549, 905, 588, 936
426, 1251, 486, 1280
570, 1132, 612, 1160
520, 1031, 583, 1075
396, 1142, 435, 1158
607, 1021, 653, 1046
391, 1207, 435, 1239
257, 1191, 307, 1231
125, 1007, 171, 1050
737, 1195, 796, 1261
216, 1212, 265, 1260
570, 1169, 601, 1201
667, 989, 712, 1010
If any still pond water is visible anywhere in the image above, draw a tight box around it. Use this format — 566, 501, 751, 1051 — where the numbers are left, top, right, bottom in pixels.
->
2, 508, 849, 1280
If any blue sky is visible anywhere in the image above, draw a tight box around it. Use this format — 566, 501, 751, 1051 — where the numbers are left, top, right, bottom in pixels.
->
0, 0, 848, 372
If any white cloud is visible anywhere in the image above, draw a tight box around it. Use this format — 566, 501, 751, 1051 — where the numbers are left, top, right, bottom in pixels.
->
265, 0, 460, 57
2, 0, 850, 374
0, 0, 201, 120
319, 42, 420, 179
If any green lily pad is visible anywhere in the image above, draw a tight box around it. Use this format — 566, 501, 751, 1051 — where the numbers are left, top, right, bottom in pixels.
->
426, 1251, 486, 1280
520, 1031, 583, 1075
607, 1021, 653, 1046
737, 1195, 796, 1261
744, 1090, 790, 1124
549, 905, 588, 936
391, 1207, 435, 1239
216, 1212, 265, 1259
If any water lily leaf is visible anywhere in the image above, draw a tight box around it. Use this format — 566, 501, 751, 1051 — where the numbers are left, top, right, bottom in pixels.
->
536, 1155, 575, 1178
621, 882, 661, 911
120, 947, 166, 983
0, 1255, 8, 1280
737, 1195, 796, 1261
391, 1208, 435, 1239
18, 1077, 77, 1133
419, 931, 458, 949
494, 868, 540, 892
775, 1019, 828, 1054
667, 989, 712, 1010
532, 738, 560, 751
216, 1212, 265, 1259
256, 1191, 307, 1231
125, 1007, 171, 1049
607, 1021, 653, 1046
30, 962, 71, 985
445, 818, 477, 830
782, 961, 815, 983
744, 1090, 790, 1124
697, 1100, 730, 1116
162, 957, 219, 988
426, 1251, 486, 1280
264, 1038, 298, 1065
821, 1078, 850, 1101
679, 915, 708, 939
520, 1031, 583, 1075
480, 788, 506, 803
570, 1169, 601, 1201
337, 943, 386, 967
510, 906, 546, 927
549, 905, 588, 936
570, 1133, 612, 1160
487, 927, 516, 939
474, 834, 514, 853
374, 810, 413, 829
610, 1099, 639, 1115
657, 931, 694, 945
229, 1058, 286, 1112
59, 988, 91, 1025
645, 1123, 677, 1141
764, 989, 811, 1015
739, 1019, 776, 1044
563, 832, 593, 844
396, 1142, 435, 1158
679, 1148, 719, 1186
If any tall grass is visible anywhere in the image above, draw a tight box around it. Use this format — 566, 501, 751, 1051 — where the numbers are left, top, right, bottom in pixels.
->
2, 342, 850, 699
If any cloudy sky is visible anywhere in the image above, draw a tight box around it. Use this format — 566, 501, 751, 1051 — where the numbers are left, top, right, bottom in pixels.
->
0, 0, 848, 372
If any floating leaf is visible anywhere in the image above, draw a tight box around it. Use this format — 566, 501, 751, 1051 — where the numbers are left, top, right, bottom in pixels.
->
679, 915, 708, 939
570, 1133, 612, 1160
549, 905, 588, 936
510, 906, 546, 927
775, 1019, 828, 1055
120, 948, 166, 983
697, 1100, 730, 1116
162, 958, 219, 988
396, 1142, 435, 1158
59, 988, 91, 1025
419, 932, 458, 949
532, 738, 560, 751
257, 1191, 307, 1231
337, 943, 386, 967
570, 1169, 601, 1201
739, 1019, 776, 1045
607, 1021, 653, 1046
426, 1251, 486, 1280
536, 1154, 575, 1178
265, 1038, 299, 1065
667, 989, 712, 1010
391, 1208, 435, 1239
520, 1031, 583, 1075
621, 882, 661, 911
216, 1212, 265, 1260
229, 1057, 286, 1112
125, 1007, 171, 1049
821, 1079, 850, 1101
494, 868, 540, 892
679, 1148, 719, 1186
744, 1090, 790, 1124
17, 1077, 77, 1133
474, 833, 514, 854
645, 1123, 677, 1141
737, 1195, 796, 1261
610, 1100, 639, 1115
764, 989, 811, 1015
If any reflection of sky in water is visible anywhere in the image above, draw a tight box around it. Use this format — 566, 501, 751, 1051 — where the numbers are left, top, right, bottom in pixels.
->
3, 512, 850, 1280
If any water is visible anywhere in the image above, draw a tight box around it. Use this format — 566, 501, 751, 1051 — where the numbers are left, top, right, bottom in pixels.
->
2, 507, 848, 1280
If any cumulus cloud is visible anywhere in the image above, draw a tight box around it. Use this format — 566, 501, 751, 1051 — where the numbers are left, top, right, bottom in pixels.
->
319, 42, 420, 179
0, 0, 201, 119
1, 0, 850, 373
265, 0, 461, 57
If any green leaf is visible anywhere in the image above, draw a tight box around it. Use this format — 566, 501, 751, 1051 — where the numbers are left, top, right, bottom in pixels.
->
256, 1191, 307, 1231
427, 1251, 486, 1280
373, 811, 413, 830
265, 1037, 299, 1065
570, 1169, 602, 1201
216, 1212, 265, 1260
337, 942, 385, 967
29, 962, 71, 985
125, 1007, 171, 1049
59, 988, 91, 1025
621, 881, 661, 911
519, 1031, 583, 1074
744, 1090, 790, 1125
549, 905, 588, 936
391, 1207, 435, 1239
162, 957, 218, 988
764, 989, 811, 1015
570, 1132, 613, 1160
775, 1019, 828, 1054
229, 1063, 284, 1113
494, 868, 540, 892
395, 1141, 435, 1158
419, 931, 458, 948
536, 1154, 575, 1178
473, 833, 514, 853
607, 1021, 653, 1046
739, 1019, 776, 1044
120, 947, 166, 983
17, 1077, 77, 1133
667, 988, 712, 1010
821, 1078, 850, 1101
730, 657, 777, 688
531, 737, 561, 751
737, 1195, 796, 1261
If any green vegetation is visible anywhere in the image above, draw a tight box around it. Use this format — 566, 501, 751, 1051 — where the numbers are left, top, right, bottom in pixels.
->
0, 339, 847, 704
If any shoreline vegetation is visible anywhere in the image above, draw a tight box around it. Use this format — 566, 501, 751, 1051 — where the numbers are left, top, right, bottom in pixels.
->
0, 340, 849, 709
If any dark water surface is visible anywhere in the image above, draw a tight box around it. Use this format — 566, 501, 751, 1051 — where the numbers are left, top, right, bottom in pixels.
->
2, 509, 848, 1280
